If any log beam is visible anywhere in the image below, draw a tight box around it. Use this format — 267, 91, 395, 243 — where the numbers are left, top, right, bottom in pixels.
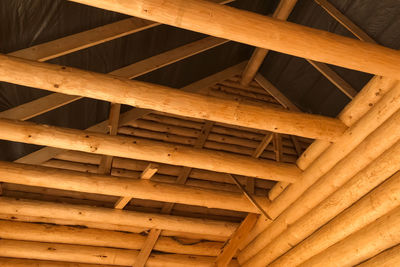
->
0, 161, 270, 213
0, 119, 300, 181
0, 239, 238, 266
69, 0, 400, 80
0, 197, 237, 237
0, 220, 223, 256
0, 54, 347, 141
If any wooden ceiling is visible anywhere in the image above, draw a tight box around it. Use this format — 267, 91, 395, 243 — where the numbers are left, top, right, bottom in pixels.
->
0, 0, 399, 266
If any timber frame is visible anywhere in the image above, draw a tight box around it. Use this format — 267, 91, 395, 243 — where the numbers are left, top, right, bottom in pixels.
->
0, 0, 399, 266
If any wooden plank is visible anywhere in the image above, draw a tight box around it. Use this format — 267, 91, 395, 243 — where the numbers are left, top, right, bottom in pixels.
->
252, 133, 273, 158
68, 0, 400, 79
114, 163, 159, 209
133, 229, 162, 267
140, 163, 159, 180
215, 213, 259, 266
314, 0, 376, 43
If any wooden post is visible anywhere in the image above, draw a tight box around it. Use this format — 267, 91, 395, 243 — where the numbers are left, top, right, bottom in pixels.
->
0, 54, 347, 141
69, 0, 400, 79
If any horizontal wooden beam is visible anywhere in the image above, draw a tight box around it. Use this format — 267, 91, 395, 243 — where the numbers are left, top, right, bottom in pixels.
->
0, 119, 300, 181
0, 257, 113, 267
0, 161, 269, 213
70, 0, 400, 80
0, 239, 238, 266
0, 54, 347, 141
0, 197, 237, 237
0, 37, 227, 121
0, 220, 223, 256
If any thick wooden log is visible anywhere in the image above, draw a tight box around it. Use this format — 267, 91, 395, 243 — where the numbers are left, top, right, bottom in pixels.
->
0, 118, 300, 182
0, 197, 237, 237
40, 159, 269, 196
69, 0, 400, 79
0, 220, 222, 256
0, 257, 114, 267
358, 244, 400, 267
238, 84, 400, 261
0, 54, 346, 141
244, 139, 400, 265
0, 239, 239, 267
0, 213, 227, 242
0, 161, 267, 213
299, 206, 400, 267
